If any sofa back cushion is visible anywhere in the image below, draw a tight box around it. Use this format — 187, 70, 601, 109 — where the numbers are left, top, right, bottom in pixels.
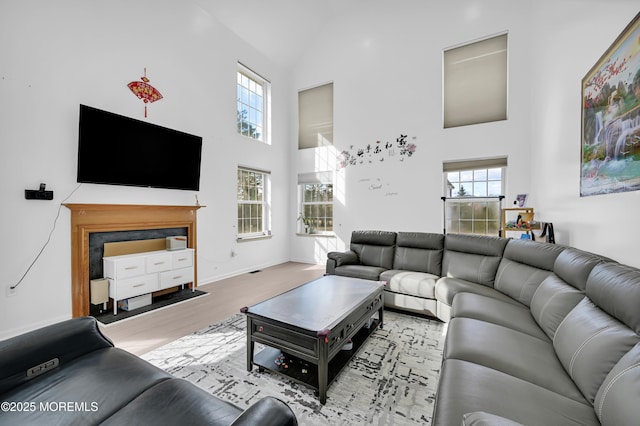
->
594, 342, 640, 425
393, 232, 444, 275
494, 239, 564, 306
553, 298, 639, 404
350, 230, 397, 269
531, 248, 613, 340
553, 262, 640, 405
586, 263, 640, 335
554, 248, 615, 292
441, 234, 508, 287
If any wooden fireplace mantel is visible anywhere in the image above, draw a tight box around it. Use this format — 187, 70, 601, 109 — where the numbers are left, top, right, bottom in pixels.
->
64, 203, 203, 317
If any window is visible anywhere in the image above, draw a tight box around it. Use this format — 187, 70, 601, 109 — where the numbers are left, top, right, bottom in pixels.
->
446, 167, 503, 198
237, 167, 270, 238
443, 157, 506, 235
297, 172, 333, 234
300, 184, 333, 233
443, 33, 508, 128
298, 83, 333, 149
237, 63, 270, 143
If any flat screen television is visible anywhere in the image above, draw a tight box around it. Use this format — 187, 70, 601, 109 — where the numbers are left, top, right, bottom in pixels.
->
77, 104, 203, 191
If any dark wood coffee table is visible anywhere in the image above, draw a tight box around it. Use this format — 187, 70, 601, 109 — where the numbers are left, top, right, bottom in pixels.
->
241, 275, 384, 404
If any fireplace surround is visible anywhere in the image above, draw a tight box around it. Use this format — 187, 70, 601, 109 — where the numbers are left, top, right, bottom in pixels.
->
64, 204, 202, 317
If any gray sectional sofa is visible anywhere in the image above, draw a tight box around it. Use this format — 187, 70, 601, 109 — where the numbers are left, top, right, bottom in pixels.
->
326, 230, 640, 425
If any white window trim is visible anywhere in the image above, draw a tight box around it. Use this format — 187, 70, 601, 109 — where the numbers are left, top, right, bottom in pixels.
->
237, 62, 271, 145
237, 166, 271, 241
297, 172, 334, 235
298, 184, 334, 235
442, 158, 507, 236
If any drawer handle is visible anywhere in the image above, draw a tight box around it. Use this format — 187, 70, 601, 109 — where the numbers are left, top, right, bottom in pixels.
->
153, 262, 165, 266
132, 283, 145, 288
172, 275, 183, 280
125, 266, 138, 270
177, 258, 188, 261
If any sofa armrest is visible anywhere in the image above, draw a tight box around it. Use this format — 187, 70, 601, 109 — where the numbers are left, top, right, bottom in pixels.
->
0, 316, 113, 395
230, 396, 298, 426
328, 250, 359, 266
462, 411, 525, 426
326, 250, 359, 275
326, 258, 337, 275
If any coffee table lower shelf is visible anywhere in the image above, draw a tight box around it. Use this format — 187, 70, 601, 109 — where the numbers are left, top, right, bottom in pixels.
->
251, 318, 381, 400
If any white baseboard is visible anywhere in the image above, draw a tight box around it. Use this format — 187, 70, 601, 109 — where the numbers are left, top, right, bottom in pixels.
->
288, 256, 325, 266
198, 258, 290, 286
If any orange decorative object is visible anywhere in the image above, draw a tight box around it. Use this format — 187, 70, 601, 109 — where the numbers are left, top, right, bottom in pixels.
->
127, 68, 163, 117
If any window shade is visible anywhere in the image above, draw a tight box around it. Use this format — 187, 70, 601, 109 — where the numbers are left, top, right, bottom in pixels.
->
297, 171, 333, 185
238, 165, 271, 175
298, 83, 333, 149
442, 156, 508, 172
443, 33, 508, 128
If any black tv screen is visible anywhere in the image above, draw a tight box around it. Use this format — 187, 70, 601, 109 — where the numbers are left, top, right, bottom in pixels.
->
77, 105, 202, 191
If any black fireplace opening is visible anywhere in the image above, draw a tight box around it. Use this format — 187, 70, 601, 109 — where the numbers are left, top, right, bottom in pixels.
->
88, 227, 189, 319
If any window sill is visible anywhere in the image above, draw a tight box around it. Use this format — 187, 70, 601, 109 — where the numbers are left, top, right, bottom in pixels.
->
236, 234, 273, 243
296, 232, 336, 238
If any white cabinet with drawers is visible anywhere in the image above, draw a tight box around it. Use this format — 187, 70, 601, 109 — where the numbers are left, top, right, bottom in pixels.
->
103, 248, 194, 315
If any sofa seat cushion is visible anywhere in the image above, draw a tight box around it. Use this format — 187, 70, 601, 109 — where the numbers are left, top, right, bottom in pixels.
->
451, 293, 548, 341
383, 292, 438, 317
334, 265, 386, 281
444, 318, 585, 402
101, 378, 242, 426
435, 277, 521, 307
433, 359, 599, 426
380, 270, 438, 299
2, 347, 172, 425
461, 411, 525, 426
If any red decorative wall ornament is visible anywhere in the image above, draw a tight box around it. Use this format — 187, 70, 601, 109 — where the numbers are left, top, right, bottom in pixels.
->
127, 68, 163, 117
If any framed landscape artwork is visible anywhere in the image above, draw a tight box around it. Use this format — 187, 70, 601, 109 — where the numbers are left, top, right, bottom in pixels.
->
581, 12, 640, 196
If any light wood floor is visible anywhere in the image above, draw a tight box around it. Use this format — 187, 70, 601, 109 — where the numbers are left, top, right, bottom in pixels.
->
100, 262, 325, 356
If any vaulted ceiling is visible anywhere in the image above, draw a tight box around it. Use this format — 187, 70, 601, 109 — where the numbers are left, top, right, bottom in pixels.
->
196, 0, 369, 67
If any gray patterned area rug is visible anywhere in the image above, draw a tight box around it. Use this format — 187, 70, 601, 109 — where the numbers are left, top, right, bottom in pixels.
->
142, 310, 446, 425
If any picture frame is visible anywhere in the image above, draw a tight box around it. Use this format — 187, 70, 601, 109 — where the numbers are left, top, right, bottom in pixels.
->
580, 12, 640, 197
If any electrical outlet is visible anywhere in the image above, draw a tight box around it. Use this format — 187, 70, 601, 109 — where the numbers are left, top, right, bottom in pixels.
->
6, 285, 17, 297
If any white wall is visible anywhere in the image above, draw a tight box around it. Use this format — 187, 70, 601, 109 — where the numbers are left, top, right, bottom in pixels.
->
289, 0, 640, 268
0, 0, 290, 339
530, 0, 640, 266
3, 0, 640, 339
289, 0, 534, 263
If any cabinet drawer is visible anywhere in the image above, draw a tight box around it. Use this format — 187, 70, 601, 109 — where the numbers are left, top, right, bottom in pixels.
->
110, 275, 158, 300
159, 267, 194, 289
146, 253, 172, 273
112, 258, 146, 279
171, 250, 193, 269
